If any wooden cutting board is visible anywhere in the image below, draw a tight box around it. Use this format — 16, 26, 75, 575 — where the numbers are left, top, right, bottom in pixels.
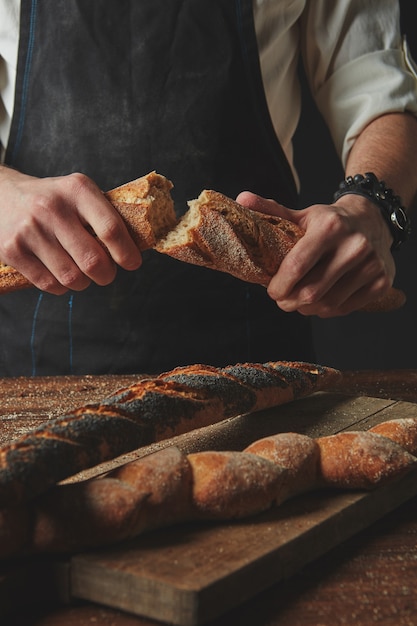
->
2, 390, 417, 623
62, 392, 417, 626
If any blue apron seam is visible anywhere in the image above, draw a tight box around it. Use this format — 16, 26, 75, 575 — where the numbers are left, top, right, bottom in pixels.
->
30, 290, 42, 376
12, 0, 38, 162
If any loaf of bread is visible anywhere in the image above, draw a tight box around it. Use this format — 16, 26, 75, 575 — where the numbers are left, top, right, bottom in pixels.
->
0, 171, 176, 294
1, 416, 417, 559
0, 360, 341, 508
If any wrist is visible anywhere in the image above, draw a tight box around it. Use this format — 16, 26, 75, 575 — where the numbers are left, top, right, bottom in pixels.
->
333, 172, 411, 250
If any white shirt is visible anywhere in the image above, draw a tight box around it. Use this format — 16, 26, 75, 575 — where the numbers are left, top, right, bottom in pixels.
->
1, 0, 417, 176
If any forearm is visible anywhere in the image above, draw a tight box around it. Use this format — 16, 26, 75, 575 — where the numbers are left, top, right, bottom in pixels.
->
244, 113, 417, 316
344, 112, 417, 211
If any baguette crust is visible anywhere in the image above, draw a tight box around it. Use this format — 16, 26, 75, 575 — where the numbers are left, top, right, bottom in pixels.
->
245, 433, 320, 498
32, 447, 193, 554
104, 170, 176, 249
0, 264, 32, 294
316, 431, 417, 489
188, 450, 288, 519
156, 189, 303, 286
369, 418, 417, 455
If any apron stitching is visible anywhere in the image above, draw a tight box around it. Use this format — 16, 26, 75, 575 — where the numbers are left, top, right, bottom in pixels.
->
30, 292, 74, 375
30, 290, 43, 376
11, 0, 38, 162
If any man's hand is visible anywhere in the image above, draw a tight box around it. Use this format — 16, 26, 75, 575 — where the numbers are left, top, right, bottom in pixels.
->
236, 190, 395, 318
0, 166, 142, 295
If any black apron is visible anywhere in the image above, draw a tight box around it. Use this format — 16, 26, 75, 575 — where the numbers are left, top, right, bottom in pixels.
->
1, 0, 314, 376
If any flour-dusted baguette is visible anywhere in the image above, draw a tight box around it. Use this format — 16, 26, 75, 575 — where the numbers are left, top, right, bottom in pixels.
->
0, 171, 176, 294
187, 450, 289, 519
32, 447, 193, 556
155, 189, 406, 313
155, 189, 303, 287
0, 446, 193, 558
2, 416, 417, 559
316, 431, 417, 489
0, 360, 341, 508
244, 432, 320, 498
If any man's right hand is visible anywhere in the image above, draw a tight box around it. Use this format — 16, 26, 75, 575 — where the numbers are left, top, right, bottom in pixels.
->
0, 166, 142, 295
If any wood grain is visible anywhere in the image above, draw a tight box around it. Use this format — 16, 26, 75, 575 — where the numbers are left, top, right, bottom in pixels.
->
334, 369, 417, 402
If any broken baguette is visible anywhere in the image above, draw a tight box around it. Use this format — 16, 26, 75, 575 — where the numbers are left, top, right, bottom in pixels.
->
0, 176, 406, 314
155, 189, 303, 286
0, 171, 176, 294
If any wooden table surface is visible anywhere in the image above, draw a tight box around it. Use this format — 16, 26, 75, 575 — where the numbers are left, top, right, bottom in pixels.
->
2, 370, 417, 626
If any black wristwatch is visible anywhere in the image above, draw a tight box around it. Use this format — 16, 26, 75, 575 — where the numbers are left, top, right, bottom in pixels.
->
333, 172, 411, 250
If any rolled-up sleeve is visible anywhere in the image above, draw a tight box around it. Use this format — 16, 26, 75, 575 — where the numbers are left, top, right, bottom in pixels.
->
301, 0, 417, 166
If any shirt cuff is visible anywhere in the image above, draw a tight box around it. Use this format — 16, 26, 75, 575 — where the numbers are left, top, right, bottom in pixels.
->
315, 45, 417, 166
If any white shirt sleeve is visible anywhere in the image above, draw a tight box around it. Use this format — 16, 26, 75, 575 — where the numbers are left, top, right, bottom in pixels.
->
255, 0, 417, 171
0, 0, 19, 158
298, 0, 417, 166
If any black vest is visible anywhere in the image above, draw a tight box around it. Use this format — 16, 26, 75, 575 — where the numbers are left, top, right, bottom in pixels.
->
1, 0, 314, 376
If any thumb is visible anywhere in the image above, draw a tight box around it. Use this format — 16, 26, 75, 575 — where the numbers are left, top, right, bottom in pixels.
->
236, 191, 299, 223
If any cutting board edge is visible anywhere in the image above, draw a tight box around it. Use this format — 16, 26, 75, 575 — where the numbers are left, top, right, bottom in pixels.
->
69, 466, 417, 626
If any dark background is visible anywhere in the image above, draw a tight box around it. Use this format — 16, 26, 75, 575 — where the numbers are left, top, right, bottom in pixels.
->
293, 0, 417, 370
